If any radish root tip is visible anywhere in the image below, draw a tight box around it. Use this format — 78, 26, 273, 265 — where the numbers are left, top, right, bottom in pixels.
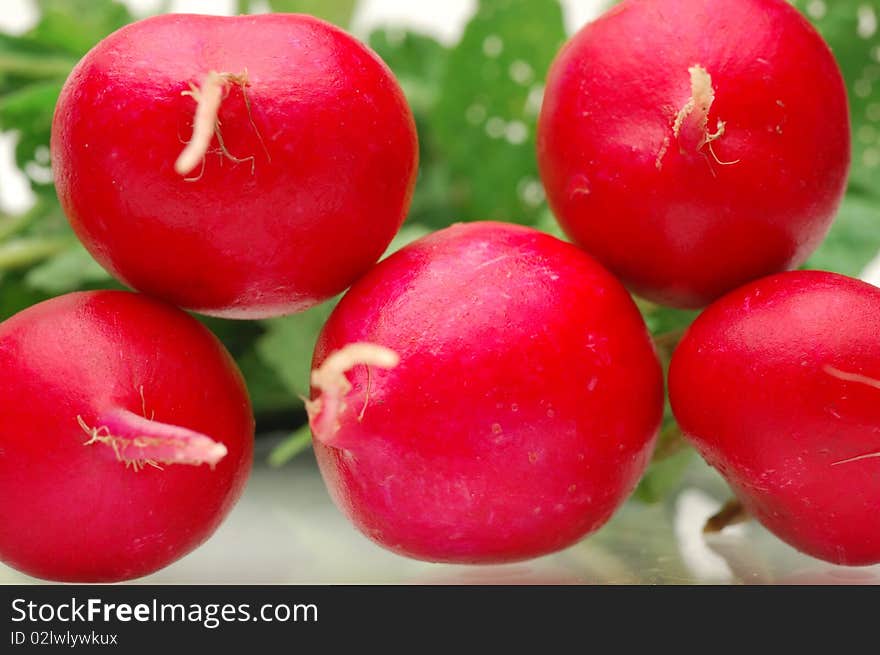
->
306, 343, 400, 444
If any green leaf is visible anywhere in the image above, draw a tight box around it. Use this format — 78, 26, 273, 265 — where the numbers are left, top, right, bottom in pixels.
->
531, 208, 567, 239
0, 200, 50, 241
0, 1, 132, 182
268, 424, 313, 467
0, 81, 62, 130
383, 222, 432, 258
197, 315, 265, 359
406, 157, 458, 229
790, 0, 880, 199
0, 81, 63, 177
640, 302, 699, 340
368, 28, 457, 229
432, 0, 566, 224
631, 302, 698, 504
806, 191, 880, 276
787, 1, 880, 277
0, 32, 55, 60
28, 0, 133, 56
633, 448, 694, 504
256, 300, 338, 400
0, 237, 71, 271
235, 348, 300, 416
198, 319, 300, 417
0, 51, 77, 79
24, 242, 110, 293
0, 271, 51, 321
369, 29, 448, 116
264, 0, 357, 27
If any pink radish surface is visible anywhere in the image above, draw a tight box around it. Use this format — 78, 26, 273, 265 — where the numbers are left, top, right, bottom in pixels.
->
537, 0, 850, 308
0, 291, 254, 582
670, 271, 880, 565
307, 222, 664, 563
51, 14, 418, 318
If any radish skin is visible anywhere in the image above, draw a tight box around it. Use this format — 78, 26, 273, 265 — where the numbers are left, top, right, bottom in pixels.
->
0, 291, 254, 582
310, 222, 664, 563
670, 271, 880, 565
537, 0, 851, 308
51, 14, 418, 318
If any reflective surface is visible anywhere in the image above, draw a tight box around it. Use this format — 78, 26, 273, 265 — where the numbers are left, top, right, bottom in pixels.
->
3, 437, 880, 585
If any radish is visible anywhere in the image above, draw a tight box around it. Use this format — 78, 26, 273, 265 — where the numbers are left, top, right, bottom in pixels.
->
669, 271, 880, 565
51, 14, 418, 318
307, 222, 663, 563
0, 291, 254, 582
537, 0, 851, 309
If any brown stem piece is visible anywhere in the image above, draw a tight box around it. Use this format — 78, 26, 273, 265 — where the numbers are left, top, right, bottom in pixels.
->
703, 498, 750, 534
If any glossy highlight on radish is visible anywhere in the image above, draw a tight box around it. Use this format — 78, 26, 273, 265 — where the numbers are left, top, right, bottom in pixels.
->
308, 222, 664, 563
537, 0, 851, 308
0, 291, 254, 582
670, 271, 880, 565
51, 13, 418, 318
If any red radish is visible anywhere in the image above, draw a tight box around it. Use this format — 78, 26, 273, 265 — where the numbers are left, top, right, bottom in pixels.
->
669, 271, 880, 565
0, 291, 254, 582
307, 222, 663, 563
51, 14, 418, 318
537, 0, 850, 309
